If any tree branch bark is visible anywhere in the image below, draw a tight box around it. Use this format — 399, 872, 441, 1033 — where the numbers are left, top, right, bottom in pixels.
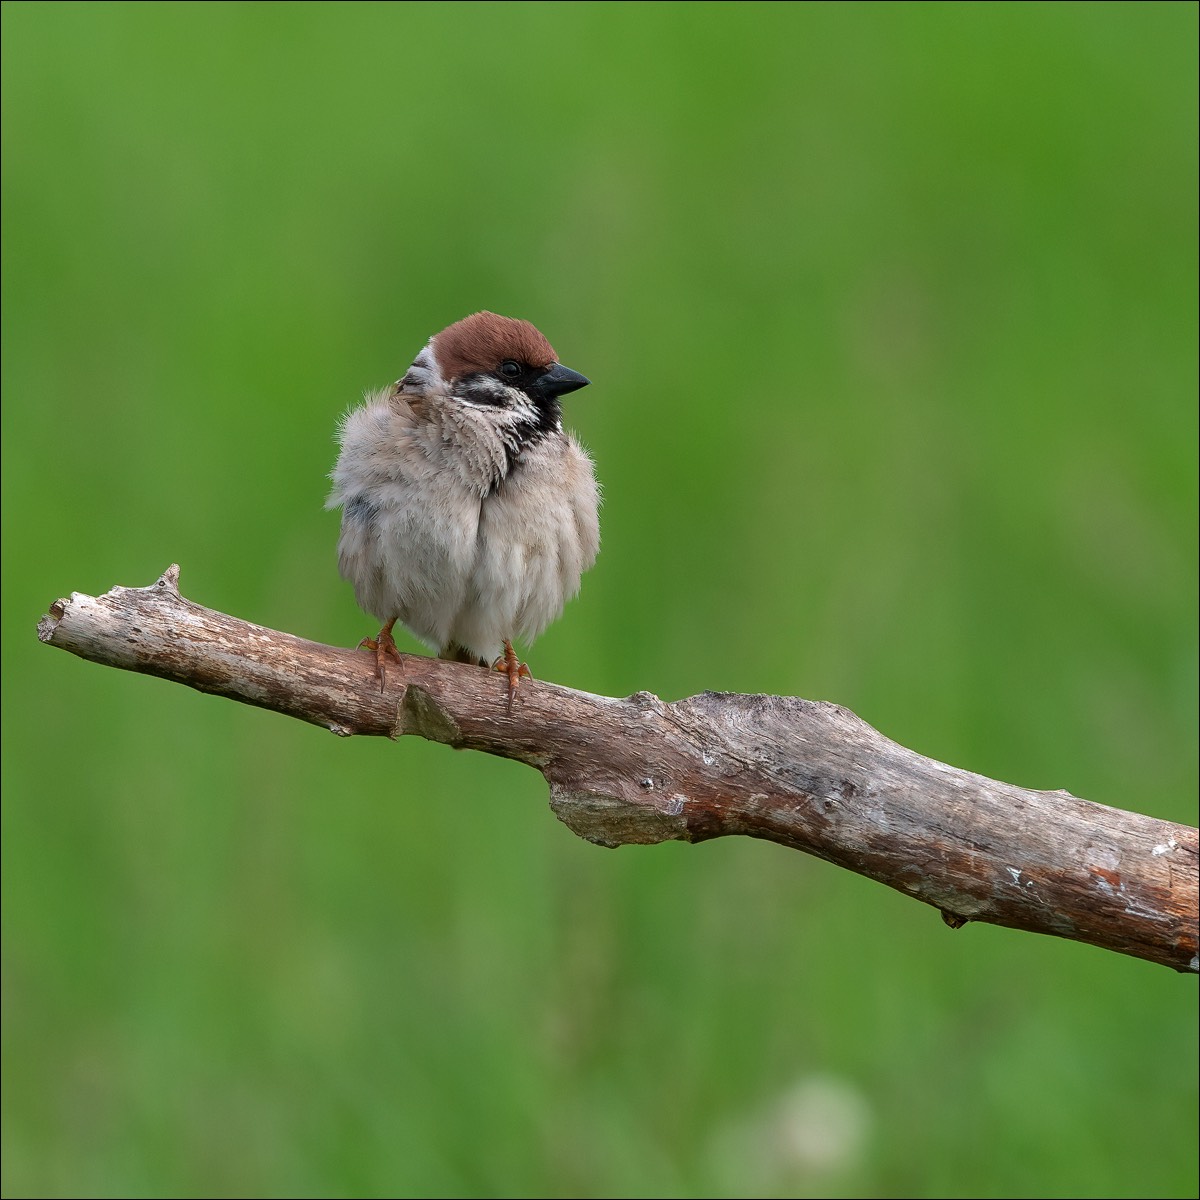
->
38, 565, 1198, 973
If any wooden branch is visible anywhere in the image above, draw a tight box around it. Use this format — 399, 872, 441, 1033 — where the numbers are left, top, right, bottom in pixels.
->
38, 565, 1198, 974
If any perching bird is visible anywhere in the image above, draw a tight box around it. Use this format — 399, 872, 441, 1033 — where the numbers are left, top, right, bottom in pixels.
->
327, 311, 600, 702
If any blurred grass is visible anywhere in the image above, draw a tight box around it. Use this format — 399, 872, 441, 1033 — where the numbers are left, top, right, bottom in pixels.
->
2, 2, 1196, 1197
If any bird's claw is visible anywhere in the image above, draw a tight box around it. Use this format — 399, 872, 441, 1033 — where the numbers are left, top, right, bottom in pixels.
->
359, 620, 404, 692
492, 640, 532, 712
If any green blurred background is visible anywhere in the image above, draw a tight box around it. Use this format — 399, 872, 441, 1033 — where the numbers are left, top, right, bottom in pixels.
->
3, 3, 1196, 1197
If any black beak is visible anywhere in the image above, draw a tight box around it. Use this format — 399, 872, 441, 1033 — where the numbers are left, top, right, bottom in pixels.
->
534, 362, 589, 400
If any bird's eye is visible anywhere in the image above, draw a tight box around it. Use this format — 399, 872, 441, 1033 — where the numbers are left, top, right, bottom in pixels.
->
500, 360, 522, 379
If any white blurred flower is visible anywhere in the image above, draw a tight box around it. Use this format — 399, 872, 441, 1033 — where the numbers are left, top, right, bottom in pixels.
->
709, 1073, 873, 1195
769, 1074, 872, 1174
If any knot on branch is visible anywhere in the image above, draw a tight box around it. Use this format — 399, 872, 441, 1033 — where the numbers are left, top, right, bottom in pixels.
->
399, 684, 463, 745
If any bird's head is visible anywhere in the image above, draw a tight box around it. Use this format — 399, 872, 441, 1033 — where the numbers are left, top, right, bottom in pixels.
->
396, 312, 589, 432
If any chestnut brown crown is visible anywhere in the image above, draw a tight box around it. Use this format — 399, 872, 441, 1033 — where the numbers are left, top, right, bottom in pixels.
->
432, 311, 558, 383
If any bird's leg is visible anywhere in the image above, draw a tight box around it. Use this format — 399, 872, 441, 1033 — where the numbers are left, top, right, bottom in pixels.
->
492, 639, 532, 712
358, 618, 404, 692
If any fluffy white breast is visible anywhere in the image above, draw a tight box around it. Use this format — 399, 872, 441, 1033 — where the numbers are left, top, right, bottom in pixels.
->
447, 432, 600, 661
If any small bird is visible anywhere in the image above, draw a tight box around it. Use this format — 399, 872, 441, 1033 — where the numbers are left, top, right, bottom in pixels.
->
327, 311, 600, 703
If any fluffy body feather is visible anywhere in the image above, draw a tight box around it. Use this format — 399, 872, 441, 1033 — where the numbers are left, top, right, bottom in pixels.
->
327, 312, 600, 672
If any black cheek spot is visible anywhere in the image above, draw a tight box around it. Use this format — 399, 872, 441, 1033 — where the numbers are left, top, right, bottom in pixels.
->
460, 373, 510, 408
